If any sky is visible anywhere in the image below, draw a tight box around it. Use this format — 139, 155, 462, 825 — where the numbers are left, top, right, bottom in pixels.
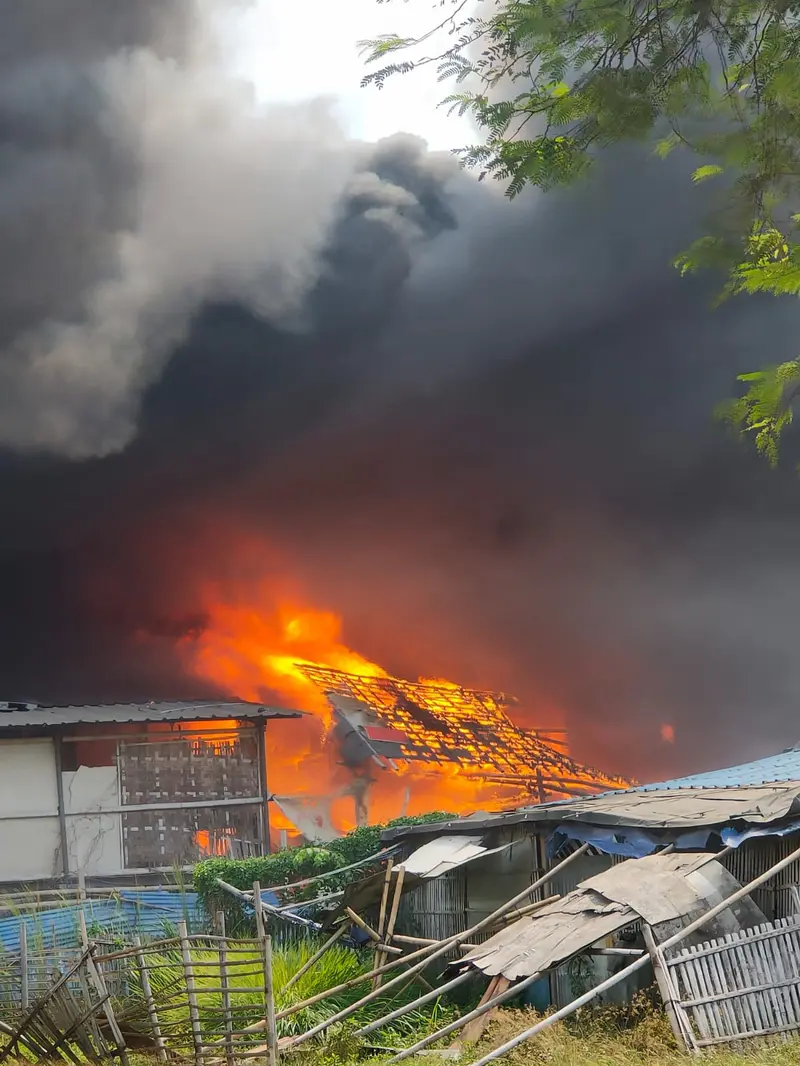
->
232, 0, 478, 148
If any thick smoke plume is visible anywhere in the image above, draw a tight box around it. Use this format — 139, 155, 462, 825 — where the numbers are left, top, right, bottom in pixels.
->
0, 0, 453, 456
1, 0, 800, 785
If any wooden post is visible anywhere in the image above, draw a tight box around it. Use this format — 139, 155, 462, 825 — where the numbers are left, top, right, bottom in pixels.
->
53, 733, 70, 877
285, 924, 348, 991
258, 719, 272, 854
219, 932, 234, 1066
468, 840, 800, 1066
19, 923, 28, 1010
253, 881, 265, 939
135, 937, 168, 1063
376, 859, 394, 941
179, 919, 203, 1066
263, 934, 278, 1066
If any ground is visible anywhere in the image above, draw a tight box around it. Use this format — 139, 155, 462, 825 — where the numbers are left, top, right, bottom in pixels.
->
120, 1005, 799, 1066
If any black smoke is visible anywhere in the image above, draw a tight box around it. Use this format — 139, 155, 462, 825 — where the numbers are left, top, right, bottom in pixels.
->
1, 2, 799, 785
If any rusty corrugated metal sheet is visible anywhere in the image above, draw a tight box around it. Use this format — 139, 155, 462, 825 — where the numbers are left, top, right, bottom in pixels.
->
460, 853, 729, 980
0, 700, 301, 728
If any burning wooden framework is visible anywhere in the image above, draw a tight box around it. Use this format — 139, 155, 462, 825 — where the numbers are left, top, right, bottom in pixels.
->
300, 665, 627, 805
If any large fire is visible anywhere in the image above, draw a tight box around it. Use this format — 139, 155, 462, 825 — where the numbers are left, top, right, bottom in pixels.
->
181, 588, 627, 840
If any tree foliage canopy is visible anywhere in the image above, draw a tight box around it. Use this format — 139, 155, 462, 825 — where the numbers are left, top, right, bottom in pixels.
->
360, 0, 800, 461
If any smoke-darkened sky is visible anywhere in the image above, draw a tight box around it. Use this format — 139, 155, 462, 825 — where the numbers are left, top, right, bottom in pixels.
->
1, 1, 800, 785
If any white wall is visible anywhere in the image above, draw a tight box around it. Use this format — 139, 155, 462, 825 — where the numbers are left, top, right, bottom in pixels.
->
0, 739, 62, 880
63, 765, 123, 876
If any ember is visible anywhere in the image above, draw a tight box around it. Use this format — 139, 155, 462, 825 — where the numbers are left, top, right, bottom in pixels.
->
184, 595, 628, 836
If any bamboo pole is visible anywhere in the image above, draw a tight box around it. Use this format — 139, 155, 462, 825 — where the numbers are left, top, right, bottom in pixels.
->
345, 909, 403, 953
253, 881, 265, 939
642, 924, 697, 1053
388, 971, 544, 1062
135, 937, 168, 1063
376, 859, 394, 940
469, 840, 800, 1066
355, 969, 473, 1037
19, 924, 28, 1011
285, 924, 348, 992
219, 934, 234, 1066
286, 843, 591, 1049
375, 867, 405, 988
179, 920, 203, 1066
372, 859, 394, 989
262, 934, 278, 1066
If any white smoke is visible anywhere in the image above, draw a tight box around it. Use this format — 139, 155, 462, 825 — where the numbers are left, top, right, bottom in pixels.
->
0, 2, 361, 457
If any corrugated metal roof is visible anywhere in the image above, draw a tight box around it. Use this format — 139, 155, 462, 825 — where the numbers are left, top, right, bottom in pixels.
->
628, 746, 800, 791
0, 891, 204, 954
0, 700, 302, 729
381, 746, 800, 843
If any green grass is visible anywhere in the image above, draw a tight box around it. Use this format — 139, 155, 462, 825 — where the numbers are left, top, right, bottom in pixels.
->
113, 938, 457, 1055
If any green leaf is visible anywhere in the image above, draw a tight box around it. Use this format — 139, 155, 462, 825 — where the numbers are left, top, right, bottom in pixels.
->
691, 164, 724, 183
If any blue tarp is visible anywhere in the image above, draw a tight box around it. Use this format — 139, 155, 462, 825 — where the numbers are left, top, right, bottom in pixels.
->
0, 891, 203, 954
550, 816, 800, 859
548, 823, 713, 859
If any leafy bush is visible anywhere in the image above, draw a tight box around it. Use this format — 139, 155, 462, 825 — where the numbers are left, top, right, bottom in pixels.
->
193, 811, 455, 931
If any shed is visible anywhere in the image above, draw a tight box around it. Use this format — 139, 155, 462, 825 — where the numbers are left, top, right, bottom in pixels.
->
0, 699, 301, 885
380, 744, 800, 1005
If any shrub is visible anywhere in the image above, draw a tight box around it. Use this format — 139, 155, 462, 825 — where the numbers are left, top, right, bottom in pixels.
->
193, 811, 455, 931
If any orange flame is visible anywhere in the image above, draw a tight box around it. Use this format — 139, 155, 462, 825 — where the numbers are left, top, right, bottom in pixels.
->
181, 584, 622, 841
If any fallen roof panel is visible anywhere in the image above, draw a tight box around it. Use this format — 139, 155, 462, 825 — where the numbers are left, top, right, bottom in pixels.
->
460, 852, 724, 980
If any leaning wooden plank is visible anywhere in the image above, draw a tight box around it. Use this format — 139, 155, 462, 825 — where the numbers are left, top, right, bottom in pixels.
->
452, 976, 511, 1048
466, 840, 800, 1066
285, 844, 590, 1049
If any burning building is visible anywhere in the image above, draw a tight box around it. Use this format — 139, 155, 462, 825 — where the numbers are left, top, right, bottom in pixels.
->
183, 596, 629, 842
295, 666, 627, 829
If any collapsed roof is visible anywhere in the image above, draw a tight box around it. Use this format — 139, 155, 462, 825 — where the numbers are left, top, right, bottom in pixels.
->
300, 665, 628, 799
458, 852, 764, 980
